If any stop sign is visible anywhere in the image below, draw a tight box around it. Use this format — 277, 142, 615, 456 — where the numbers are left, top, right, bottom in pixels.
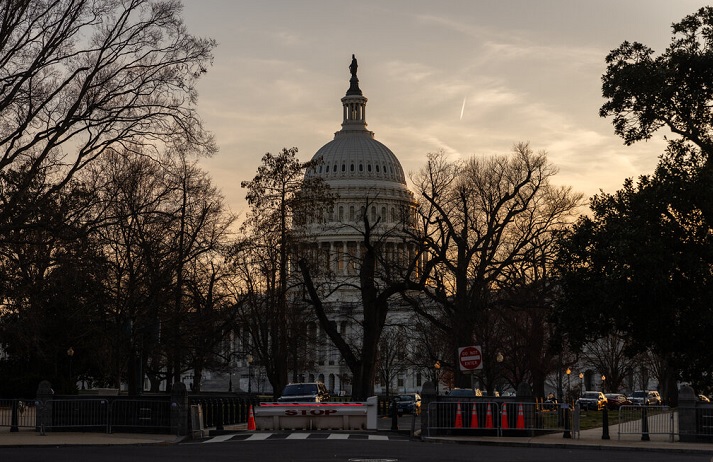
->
458, 345, 483, 371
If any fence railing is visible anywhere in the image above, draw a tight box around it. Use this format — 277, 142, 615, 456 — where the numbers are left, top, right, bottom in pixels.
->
0, 399, 37, 430
696, 406, 713, 437
188, 395, 257, 429
617, 405, 674, 441
425, 400, 573, 437
0, 393, 260, 434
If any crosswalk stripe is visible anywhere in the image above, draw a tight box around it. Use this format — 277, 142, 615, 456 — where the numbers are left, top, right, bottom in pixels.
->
200, 432, 405, 444
204, 434, 235, 443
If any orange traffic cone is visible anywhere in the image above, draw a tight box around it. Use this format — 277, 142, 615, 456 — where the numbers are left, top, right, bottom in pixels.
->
454, 402, 463, 428
469, 403, 479, 428
247, 404, 256, 431
516, 403, 525, 429
501, 403, 509, 429
485, 403, 494, 429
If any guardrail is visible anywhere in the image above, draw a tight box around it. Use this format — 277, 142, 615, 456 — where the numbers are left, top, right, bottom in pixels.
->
253, 397, 378, 430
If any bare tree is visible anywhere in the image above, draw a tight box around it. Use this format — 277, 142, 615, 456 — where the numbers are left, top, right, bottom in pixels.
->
376, 325, 410, 397
235, 147, 331, 398
411, 144, 583, 389
0, 0, 216, 236
299, 194, 427, 400
85, 149, 233, 394
581, 333, 639, 393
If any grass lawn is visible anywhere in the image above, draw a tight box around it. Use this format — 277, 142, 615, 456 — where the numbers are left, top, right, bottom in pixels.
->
578, 410, 609, 430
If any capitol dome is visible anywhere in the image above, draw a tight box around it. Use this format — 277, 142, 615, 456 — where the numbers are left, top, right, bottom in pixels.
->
306, 55, 406, 186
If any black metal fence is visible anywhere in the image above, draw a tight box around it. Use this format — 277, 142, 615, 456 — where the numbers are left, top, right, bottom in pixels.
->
0, 393, 260, 434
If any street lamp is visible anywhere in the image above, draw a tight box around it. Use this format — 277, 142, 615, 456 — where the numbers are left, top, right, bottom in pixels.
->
579, 372, 584, 394
434, 360, 441, 397
67, 347, 74, 388
601, 374, 606, 392
566, 368, 571, 402
496, 352, 504, 363
247, 354, 254, 394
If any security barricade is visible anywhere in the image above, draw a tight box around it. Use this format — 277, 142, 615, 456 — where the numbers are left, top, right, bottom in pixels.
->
109, 399, 171, 433
426, 400, 572, 437
0, 399, 37, 431
253, 397, 377, 431
617, 405, 674, 442
696, 406, 713, 438
28, 396, 178, 435
45, 398, 110, 432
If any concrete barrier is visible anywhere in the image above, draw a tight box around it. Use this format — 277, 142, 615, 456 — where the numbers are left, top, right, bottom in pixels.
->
253, 397, 377, 431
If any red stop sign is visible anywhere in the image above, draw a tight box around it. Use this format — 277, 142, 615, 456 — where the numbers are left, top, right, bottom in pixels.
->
458, 345, 482, 371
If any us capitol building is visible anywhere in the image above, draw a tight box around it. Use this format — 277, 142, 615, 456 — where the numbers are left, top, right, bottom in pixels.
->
296, 55, 421, 395
205, 56, 424, 395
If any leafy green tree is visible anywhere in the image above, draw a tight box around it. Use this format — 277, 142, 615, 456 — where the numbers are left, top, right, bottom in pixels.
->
578, 6, 713, 399
555, 143, 713, 399
600, 6, 713, 222
0, 172, 109, 395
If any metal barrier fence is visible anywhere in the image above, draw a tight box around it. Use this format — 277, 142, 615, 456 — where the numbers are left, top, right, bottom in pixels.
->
48, 399, 111, 432
188, 395, 257, 429
0, 394, 261, 434
109, 399, 171, 433
426, 400, 572, 438
617, 405, 674, 441
696, 407, 713, 437
0, 399, 37, 430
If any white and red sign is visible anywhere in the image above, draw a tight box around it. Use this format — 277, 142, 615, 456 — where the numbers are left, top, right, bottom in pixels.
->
458, 345, 483, 371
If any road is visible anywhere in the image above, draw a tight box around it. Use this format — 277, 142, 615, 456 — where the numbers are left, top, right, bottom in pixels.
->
1, 437, 711, 462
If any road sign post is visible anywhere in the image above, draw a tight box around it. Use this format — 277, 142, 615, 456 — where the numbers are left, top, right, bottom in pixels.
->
458, 345, 483, 372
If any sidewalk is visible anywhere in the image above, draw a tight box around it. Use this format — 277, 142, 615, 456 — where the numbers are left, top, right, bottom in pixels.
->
0, 428, 183, 447
422, 423, 713, 455
2, 419, 712, 454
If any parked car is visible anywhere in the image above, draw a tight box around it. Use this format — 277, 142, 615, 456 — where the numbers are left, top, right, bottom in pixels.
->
277, 382, 330, 403
391, 393, 421, 415
630, 390, 662, 405
446, 388, 476, 397
604, 393, 632, 410
577, 391, 607, 410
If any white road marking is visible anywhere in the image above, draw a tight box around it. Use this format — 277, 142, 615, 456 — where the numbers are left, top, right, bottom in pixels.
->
204, 434, 235, 443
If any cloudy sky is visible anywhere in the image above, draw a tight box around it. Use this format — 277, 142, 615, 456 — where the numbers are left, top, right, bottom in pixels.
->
180, 0, 705, 214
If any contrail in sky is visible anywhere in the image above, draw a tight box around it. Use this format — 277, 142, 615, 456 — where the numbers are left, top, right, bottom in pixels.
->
460, 96, 467, 120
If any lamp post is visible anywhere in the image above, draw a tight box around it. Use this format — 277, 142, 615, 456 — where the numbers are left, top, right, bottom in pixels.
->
247, 354, 254, 394
579, 372, 584, 395
434, 360, 441, 397
67, 347, 74, 388
566, 368, 571, 402
495, 352, 504, 395
601, 374, 606, 393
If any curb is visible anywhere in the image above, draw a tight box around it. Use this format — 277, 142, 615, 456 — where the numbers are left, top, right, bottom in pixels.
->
421, 436, 713, 455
